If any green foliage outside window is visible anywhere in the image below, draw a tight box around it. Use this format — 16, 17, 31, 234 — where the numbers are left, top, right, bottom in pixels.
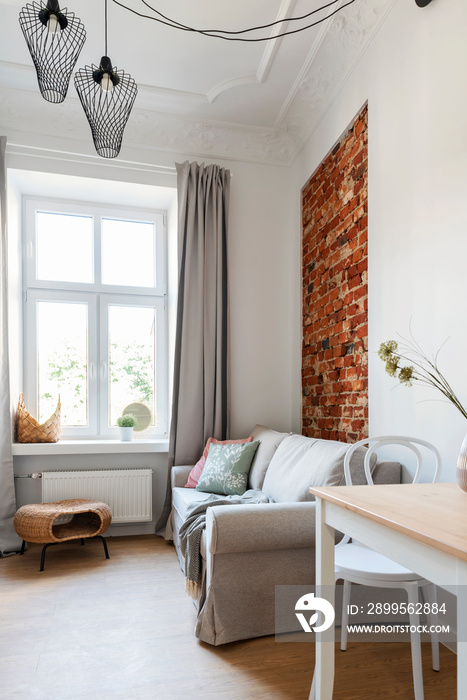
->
40, 340, 154, 426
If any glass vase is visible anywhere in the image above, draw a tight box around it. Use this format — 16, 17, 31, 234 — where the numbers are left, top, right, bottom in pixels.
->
457, 433, 467, 492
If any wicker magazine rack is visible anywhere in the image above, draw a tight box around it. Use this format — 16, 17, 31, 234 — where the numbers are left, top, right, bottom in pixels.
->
16, 394, 61, 443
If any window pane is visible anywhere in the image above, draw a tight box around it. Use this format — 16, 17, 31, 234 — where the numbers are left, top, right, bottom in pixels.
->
37, 301, 88, 426
101, 219, 156, 287
108, 305, 156, 427
36, 212, 93, 283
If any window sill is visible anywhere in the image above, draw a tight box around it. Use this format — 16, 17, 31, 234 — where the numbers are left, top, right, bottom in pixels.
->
12, 439, 169, 456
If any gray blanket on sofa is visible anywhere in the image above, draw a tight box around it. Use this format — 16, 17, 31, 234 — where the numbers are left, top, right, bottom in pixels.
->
179, 489, 273, 597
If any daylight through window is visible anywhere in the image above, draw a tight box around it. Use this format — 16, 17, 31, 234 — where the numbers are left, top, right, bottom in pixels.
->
24, 198, 168, 439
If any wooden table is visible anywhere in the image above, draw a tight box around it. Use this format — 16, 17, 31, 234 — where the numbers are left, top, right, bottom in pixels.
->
309, 482, 467, 699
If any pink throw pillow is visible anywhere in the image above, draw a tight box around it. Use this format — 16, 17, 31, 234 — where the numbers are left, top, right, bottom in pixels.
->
185, 455, 207, 489
184, 436, 254, 488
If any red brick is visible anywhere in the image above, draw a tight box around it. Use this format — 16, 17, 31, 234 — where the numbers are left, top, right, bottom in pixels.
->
356, 324, 368, 339
330, 406, 343, 417
302, 104, 368, 442
357, 260, 367, 275
353, 285, 367, 301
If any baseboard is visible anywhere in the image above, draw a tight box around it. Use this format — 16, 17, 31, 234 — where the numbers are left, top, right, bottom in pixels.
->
107, 522, 158, 537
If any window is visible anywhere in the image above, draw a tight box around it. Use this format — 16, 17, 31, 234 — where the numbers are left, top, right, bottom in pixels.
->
24, 197, 168, 439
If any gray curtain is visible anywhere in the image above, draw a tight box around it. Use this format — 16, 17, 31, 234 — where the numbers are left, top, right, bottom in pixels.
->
0, 136, 21, 555
156, 160, 231, 532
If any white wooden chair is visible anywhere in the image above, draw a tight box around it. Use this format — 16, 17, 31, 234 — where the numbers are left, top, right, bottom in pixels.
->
335, 436, 442, 700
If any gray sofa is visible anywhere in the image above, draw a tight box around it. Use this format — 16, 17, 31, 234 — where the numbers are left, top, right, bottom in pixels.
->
165, 424, 401, 646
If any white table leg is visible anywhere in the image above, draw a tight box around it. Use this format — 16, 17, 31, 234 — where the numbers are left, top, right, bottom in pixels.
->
310, 497, 335, 700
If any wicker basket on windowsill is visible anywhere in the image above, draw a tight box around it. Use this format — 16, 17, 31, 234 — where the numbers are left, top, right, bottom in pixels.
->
16, 394, 61, 443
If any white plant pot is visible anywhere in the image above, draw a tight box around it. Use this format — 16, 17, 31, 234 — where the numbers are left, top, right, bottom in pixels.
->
119, 426, 134, 442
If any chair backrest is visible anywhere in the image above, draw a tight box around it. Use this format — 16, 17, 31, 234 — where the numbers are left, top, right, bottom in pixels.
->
343, 436, 441, 487
336, 436, 442, 548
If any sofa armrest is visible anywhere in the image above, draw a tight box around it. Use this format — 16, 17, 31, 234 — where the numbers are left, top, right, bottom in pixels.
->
205, 502, 317, 555
171, 465, 193, 489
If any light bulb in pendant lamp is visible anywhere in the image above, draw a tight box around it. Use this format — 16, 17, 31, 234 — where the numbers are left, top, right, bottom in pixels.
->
100, 73, 114, 94
19, 0, 86, 103
74, 56, 137, 159
46, 12, 60, 34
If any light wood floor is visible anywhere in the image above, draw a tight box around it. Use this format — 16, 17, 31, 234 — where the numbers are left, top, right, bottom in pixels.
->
1, 535, 456, 699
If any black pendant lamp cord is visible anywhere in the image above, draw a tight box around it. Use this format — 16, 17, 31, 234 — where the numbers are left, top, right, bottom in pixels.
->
110, 0, 357, 42
104, 0, 108, 58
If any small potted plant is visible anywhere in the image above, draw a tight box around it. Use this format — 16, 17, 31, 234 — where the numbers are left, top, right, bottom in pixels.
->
117, 413, 137, 441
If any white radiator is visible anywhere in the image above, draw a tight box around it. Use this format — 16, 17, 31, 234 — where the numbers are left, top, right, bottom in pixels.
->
41, 469, 153, 523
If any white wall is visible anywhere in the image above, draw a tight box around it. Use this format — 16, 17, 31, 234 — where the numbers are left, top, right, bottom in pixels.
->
227, 159, 294, 436
290, 0, 467, 480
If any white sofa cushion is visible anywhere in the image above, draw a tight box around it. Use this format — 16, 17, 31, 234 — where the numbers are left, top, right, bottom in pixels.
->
248, 424, 290, 490
171, 487, 211, 567
262, 434, 376, 502
172, 486, 211, 522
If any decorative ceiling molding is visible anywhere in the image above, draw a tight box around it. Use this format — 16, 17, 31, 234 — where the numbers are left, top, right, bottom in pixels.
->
255, 0, 298, 83
198, 0, 298, 103
281, 0, 398, 159
0, 0, 397, 167
207, 0, 324, 104
207, 75, 258, 103
0, 82, 296, 165
273, 9, 331, 129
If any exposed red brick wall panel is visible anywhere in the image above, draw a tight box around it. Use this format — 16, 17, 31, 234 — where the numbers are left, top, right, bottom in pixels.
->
302, 105, 368, 443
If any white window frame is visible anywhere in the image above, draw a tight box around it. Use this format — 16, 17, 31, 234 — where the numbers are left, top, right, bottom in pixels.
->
23, 196, 168, 439
99, 294, 168, 438
25, 289, 98, 438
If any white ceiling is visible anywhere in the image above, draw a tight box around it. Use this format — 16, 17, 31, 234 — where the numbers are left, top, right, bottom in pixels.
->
0, 0, 395, 165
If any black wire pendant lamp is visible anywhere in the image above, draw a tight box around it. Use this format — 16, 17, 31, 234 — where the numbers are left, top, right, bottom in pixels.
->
18, 0, 86, 103
74, 0, 137, 159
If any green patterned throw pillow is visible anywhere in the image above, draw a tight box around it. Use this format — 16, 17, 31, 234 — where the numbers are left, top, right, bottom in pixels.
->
195, 440, 260, 496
